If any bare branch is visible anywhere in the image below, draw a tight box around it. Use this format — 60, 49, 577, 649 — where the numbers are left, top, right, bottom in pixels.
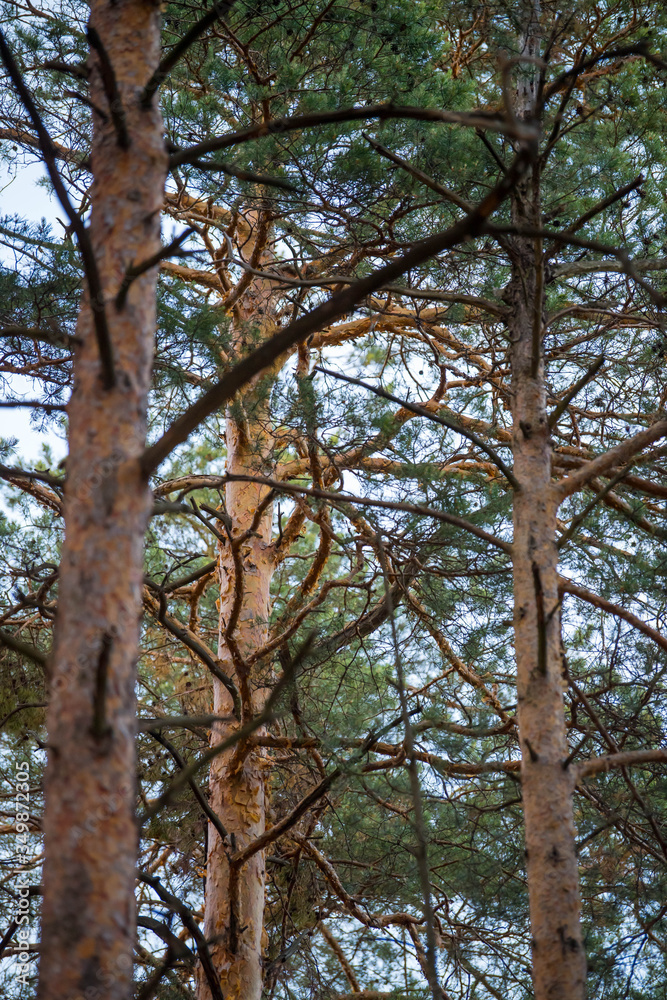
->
577, 749, 667, 778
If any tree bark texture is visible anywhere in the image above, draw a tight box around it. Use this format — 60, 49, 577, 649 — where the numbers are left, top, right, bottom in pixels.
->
510, 248, 586, 1000
509, 5, 587, 997
37, 4, 166, 998
198, 277, 277, 1000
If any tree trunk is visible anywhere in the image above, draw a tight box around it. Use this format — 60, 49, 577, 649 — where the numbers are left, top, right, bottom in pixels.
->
198, 284, 276, 1000
510, 260, 586, 1000
37, 4, 166, 998
509, 6, 587, 997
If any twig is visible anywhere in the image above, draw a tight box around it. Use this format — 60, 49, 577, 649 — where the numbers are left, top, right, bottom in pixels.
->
186, 158, 298, 192
158, 471, 511, 552
362, 132, 471, 211
151, 731, 231, 850
542, 43, 653, 105
136, 874, 223, 1000
138, 640, 305, 825
559, 175, 644, 238
115, 228, 194, 310
143, 584, 240, 715
488, 224, 667, 310
229, 707, 420, 867
558, 464, 632, 549
548, 355, 604, 428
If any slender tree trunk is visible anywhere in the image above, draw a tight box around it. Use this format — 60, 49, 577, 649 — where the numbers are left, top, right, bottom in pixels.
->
510, 252, 586, 1000
509, 6, 587, 997
37, 4, 166, 998
198, 289, 276, 1000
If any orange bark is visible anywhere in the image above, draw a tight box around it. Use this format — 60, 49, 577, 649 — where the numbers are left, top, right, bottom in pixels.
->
198, 269, 277, 1000
37, 4, 166, 998
507, 8, 586, 997
508, 41, 586, 1000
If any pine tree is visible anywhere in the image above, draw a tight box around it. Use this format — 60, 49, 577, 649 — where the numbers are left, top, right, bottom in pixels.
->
3, 3, 667, 1000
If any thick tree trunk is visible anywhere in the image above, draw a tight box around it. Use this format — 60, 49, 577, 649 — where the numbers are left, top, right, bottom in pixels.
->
198, 288, 276, 1000
508, 9, 587, 997
37, 4, 166, 998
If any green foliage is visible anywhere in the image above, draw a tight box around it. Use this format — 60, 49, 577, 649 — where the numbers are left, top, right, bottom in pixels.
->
4, 1, 667, 998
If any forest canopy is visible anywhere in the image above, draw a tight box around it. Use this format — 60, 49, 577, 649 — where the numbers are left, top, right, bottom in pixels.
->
2, 2, 667, 1000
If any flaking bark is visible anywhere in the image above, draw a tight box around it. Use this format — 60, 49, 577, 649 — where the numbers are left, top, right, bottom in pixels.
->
37, 3, 166, 997
198, 269, 277, 1000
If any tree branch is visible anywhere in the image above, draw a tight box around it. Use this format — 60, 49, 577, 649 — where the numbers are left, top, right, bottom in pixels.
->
0, 628, 48, 667
0, 28, 115, 387
141, 146, 532, 473
155, 472, 511, 551
314, 366, 518, 489
141, 0, 238, 107
169, 104, 536, 168
362, 131, 472, 211
143, 585, 240, 716
559, 578, 667, 655
577, 749, 667, 779
136, 874, 223, 1000
556, 420, 667, 499
150, 731, 230, 850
